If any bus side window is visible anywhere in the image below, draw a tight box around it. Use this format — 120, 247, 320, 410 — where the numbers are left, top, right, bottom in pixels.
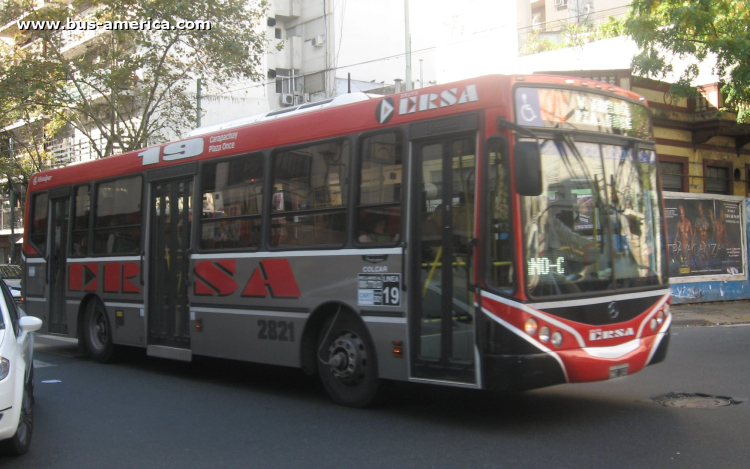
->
93, 176, 142, 255
71, 185, 91, 257
271, 140, 349, 248
199, 153, 264, 250
356, 132, 403, 245
486, 138, 513, 292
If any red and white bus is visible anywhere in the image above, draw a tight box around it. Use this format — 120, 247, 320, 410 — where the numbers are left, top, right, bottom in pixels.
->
22, 74, 671, 406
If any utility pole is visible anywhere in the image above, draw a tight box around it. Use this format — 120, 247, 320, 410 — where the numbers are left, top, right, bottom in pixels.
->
404, 0, 412, 91
420, 59, 423, 88
8, 137, 15, 264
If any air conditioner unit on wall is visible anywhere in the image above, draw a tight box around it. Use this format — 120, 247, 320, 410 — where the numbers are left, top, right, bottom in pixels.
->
312, 35, 325, 47
554, 0, 568, 6
281, 93, 295, 106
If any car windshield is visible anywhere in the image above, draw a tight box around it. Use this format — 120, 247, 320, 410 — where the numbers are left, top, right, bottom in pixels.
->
522, 137, 667, 297
0, 265, 21, 280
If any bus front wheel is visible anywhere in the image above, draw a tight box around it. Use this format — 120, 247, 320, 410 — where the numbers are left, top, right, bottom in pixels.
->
317, 313, 381, 407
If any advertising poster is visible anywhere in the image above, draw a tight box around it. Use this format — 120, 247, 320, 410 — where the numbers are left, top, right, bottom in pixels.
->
665, 197, 744, 278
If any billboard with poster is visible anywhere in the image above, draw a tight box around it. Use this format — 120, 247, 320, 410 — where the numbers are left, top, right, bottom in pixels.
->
664, 193, 747, 281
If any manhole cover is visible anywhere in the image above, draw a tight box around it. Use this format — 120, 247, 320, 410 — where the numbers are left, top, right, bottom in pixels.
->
653, 392, 742, 409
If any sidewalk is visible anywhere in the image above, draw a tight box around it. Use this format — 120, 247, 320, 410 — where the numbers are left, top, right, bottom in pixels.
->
671, 300, 750, 327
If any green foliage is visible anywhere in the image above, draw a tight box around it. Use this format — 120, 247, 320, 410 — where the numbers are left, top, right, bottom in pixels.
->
520, 17, 625, 56
0, 0, 268, 186
625, 0, 750, 122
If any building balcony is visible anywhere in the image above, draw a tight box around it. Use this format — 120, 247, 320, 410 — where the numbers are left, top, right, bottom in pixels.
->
58, 6, 110, 58
268, 36, 301, 71
48, 133, 124, 166
272, 0, 300, 20
0, 206, 24, 232
0, 0, 75, 38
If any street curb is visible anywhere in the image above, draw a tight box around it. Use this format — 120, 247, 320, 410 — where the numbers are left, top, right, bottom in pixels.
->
671, 318, 711, 327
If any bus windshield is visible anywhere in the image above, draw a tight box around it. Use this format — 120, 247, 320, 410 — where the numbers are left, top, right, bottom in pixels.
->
522, 137, 666, 297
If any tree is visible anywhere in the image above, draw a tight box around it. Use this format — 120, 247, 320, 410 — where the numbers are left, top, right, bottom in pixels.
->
0, 0, 269, 170
625, 0, 750, 122
520, 17, 625, 56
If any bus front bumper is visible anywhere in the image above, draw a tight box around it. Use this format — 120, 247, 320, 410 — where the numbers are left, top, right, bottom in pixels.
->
482, 328, 671, 392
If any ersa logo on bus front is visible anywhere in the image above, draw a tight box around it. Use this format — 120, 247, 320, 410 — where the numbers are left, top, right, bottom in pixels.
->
137, 131, 239, 166
375, 84, 479, 124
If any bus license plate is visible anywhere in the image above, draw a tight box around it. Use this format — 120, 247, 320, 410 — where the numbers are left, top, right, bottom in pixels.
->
609, 365, 629, 379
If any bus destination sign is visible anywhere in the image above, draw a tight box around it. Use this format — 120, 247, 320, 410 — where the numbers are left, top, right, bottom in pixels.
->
514, 87, 653, 139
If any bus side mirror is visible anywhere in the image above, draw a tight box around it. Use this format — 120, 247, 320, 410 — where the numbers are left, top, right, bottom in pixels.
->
514, 141, 542, 196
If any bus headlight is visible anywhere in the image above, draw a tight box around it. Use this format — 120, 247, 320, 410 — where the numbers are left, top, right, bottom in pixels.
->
524, 318, 538, 336
0, 358, 9, 381
657, 310, 665, 325
551, 331, 563, 348
650, 318, 658, 331
539, 326, 551, 343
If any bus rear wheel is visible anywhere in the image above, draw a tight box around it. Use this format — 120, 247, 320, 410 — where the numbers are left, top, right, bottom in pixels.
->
317, 313, 381, 407
83, 300, 117, 363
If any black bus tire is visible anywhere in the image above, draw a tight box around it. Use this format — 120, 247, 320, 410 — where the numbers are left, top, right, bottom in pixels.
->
316, 313, 381, 408
83, 300, 117, 363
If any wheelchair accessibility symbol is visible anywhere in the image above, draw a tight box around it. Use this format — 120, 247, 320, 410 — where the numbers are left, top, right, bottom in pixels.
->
520, 93, 538, 122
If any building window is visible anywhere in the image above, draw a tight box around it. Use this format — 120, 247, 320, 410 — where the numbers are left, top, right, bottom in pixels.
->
531, 5, 546, 31
661, 162, 684, 192
658, 156, 688, 192
703, 161, 732, 195
275, 28, 282, 39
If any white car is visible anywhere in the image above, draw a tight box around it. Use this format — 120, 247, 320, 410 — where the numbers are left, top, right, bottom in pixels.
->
0, 279, 42, 456
0, 265, 22, 308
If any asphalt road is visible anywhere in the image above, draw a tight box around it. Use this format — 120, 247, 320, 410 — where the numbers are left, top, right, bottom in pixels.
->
2, 324, 749, 469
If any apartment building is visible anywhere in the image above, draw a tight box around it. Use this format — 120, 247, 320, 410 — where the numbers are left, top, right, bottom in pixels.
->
516, 0, 630, 49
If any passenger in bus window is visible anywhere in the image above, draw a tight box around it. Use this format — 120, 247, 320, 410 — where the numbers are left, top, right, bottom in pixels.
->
359, 214, 391, 243
72, 235, 87, 256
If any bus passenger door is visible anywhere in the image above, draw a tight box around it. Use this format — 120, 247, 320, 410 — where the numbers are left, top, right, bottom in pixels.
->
48, 195, 69, 334
412, 134, 477, 384
147, 176, 193, 353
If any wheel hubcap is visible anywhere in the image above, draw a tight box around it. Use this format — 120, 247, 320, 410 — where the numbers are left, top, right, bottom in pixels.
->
89, 308, 107, 349
327, 331, 367, 385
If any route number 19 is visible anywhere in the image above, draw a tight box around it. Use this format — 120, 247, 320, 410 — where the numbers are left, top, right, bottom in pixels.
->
138, 138, 205, 166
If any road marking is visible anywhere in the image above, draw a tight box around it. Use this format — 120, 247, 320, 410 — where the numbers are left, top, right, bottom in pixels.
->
34, 360, 56, 368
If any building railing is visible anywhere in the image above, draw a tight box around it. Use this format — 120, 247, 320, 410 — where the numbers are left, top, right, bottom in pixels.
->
49, 137, 92, 166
